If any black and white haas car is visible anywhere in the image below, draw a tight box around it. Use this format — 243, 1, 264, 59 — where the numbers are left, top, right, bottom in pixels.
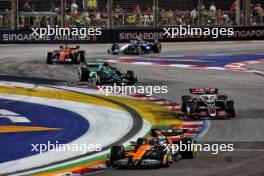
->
181, 88, 236, 118
108, 39, 161, 55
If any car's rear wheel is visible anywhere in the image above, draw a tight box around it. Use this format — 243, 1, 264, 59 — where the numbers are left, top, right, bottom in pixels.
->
46, 52, 53, 64
78, 67, 89, 81
152, 42, 162, 53
79, 50, 85, 62
226, 100, 236, 118
181, 95, 192, 113
110, 145, 125, 166
181, 138, 197, 159
136, 45, 142, 55
73, 53, 80, 64
127, 70, 136, 84
96, 71, 104, 85
111, 43, 119, 54
157, 145, 171, 167
186, 101, 196, 118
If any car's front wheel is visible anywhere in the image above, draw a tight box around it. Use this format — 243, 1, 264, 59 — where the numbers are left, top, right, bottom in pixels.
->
226, 100, 236, 118
46, 52, 53, 64
78, 67, 89, 81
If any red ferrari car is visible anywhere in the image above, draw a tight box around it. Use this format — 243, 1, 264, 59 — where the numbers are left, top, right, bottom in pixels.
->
46, 45, 85, 64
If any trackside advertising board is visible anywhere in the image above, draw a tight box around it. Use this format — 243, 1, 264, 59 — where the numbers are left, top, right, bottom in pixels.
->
0, 26, 264, 44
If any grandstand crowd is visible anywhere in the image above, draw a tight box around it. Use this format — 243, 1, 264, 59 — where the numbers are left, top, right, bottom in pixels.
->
0, 0, 263, 29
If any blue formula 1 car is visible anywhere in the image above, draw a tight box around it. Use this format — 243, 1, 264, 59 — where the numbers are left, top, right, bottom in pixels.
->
108, 39, 162, 55
78, 62, 137, 85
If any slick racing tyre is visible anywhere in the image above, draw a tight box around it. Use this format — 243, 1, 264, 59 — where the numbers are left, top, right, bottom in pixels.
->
226, 100, 236, 118
136, 45, 142, 55
186, 101, 196, 118
110, 43, 119, 54
180, 138, 197, 159
95, 71, 104, 85
78, 67, 90, 81
157, 145, 171, 167
79, 50, 86, 62
73, 53, 80, 64
152, 42, 162, 53
46, 52, 53, 64
181, 95, 192, 113
127, 70, 136, 84
110, 145, 125, 166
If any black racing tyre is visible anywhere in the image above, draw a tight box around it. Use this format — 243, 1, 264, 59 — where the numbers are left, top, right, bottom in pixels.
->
156, 145, 171, 167
157, 145, 166, 160
186, 101, 196, 118
136, 45, 142, 55
96, 71, 104, 85
182, 95, 192, 103
181, 95, 192, 113
180, 138, 197, 159
217, 95, 228, 101
79, 50, 86, 62
73, 52, 80, 64
111, 43, 119, 54
78, 67, 89, 81
226, 100, 236, 118
110, 145, 125, 164
127, 70, 135, 83
152, 43, 162, 53
46, 52, 53, 64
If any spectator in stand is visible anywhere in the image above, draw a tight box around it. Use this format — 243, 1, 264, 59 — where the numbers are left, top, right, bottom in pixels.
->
230, 1, 236, 12
254, 3, 263, 24
167, 10, 174, 25
145, 5, 152, 14
40, 16, 47, 27
191, 8, 198, 25
209, 4, 216, 25
22, 1, 32, 12
114, 4, 123, 13
50, 2, 56, 12
209, 3, 216, 14
71, 0, 78, 15
113, 5, 124, 26
202, 8, 209, 25
160, 9, 166, 25
230, 1, 236, 24
134, 4, 141, 14
217, 9, 224, 25
101, 8, 108, 26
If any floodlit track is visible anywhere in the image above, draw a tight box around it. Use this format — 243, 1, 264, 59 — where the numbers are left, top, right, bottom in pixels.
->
0, 41, 264, 176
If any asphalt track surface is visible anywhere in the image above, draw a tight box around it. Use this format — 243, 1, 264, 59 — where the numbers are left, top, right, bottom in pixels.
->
0, 41, 264, 176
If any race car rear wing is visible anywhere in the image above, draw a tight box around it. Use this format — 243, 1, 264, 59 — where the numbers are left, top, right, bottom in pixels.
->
85, 62, 109, 67
189, 88, 218, 94
151, 128, 187, 137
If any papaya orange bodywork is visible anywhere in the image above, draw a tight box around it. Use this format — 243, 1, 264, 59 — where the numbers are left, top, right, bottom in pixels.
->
132, 144, 152, 161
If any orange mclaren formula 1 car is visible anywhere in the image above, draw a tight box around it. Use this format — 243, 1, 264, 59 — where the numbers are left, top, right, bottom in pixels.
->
108, 127, 197, 168
46, 45, 85, 64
